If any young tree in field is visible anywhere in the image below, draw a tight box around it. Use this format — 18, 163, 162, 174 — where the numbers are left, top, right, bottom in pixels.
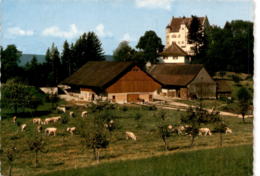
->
156, 110, 171, 151
237, 87, 252, 123
136, 30, 164, 64
113, 41, 135, 62
26, 131, 48, 168
1, 45, 22, 83
77, 114, 109, 162
0, 142, 19, 176
181, 104, 214, 147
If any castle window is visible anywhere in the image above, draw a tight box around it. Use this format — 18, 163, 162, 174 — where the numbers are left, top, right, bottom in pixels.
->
178, 34, 181, 38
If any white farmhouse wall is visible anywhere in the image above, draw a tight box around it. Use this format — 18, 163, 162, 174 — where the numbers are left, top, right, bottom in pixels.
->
166, 24, 195, 55
159, 56, 186, 63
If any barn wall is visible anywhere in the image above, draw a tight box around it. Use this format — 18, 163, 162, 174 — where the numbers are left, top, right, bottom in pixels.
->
188, 68, 216, 99
108, 92, 153, 104
106, 66, 161, 93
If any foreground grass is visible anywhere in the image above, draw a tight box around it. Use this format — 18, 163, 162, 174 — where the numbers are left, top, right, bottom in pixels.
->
38, 144, 253, 176
0, 103, 253, 176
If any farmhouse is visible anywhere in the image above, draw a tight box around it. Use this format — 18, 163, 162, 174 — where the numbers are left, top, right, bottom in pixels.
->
159, 42, 191, 64
61, 61, 161, 104
147, 64, 216, 99
165, 16, 209, 56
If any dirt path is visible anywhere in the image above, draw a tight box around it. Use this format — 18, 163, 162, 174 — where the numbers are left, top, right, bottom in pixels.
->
152, 95, 253, 119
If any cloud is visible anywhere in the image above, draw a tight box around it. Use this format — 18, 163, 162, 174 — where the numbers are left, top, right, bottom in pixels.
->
8, 27, 34, 36
95, 24, 113, 38
135, 0, 174, 10
42, 24, 79, 38
121, 33, 136, 42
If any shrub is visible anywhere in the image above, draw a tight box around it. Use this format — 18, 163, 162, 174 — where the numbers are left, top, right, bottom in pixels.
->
61, 114, 69, 124
134, 112, 142, 120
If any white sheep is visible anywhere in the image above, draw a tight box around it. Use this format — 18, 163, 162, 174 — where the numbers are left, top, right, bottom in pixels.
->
57, 106, 66, 113
198, 128, 212, 136
81, 111, 88, 118
44, 116, 61, 124
37, 125, 43, 133
125, 131, 137, 141
66, 127, 76, 135
69, 111, 74, 118
32, 118, 42, 125
13, 116, 17, 123
21, 124, 27, 132
45, 127, 57, 136
225, 127, 232, 134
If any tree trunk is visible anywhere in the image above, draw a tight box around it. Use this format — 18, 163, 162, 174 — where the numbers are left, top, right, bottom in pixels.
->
163, 137, 168, 151
242, 114, 245, 123
190, 135, 195, 147
35, 151, 39, 168
8, 164, 12, 176
219, 133, 223, 147
93, 147, 99, 163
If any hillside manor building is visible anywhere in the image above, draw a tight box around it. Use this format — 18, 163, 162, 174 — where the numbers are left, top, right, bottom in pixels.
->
160, 16, 209, 64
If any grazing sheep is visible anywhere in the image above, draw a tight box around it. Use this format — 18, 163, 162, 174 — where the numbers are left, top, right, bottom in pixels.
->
32, 118, 42, 125
45, 127, 57, 136
57, 106, 66, 113
176, 125, 187, 135
37, 125, 43, 133
81, 111, 88, 118
69, 111, 74, 118
225, 127, 232, 134
21, 124, 27, 132
168, 125, 173, 130
125, 131, 137, 141
66, 127, 76, 135
13, 116, 17, 123
44, 116, 61, 124
198, 128, 212, 136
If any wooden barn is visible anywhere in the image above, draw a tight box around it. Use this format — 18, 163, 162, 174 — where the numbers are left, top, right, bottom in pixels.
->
147, 64, 216, 99
61, 61, 161, 104
215, 79, 232, 99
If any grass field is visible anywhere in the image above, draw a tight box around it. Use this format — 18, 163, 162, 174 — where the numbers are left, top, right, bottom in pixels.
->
0, 103, 253, 176
38, 144, 253, 176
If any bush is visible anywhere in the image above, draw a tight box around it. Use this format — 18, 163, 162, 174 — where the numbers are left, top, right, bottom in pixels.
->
134, 112, 142, 120
61, 114, 69, 124
232, 75, 241, 83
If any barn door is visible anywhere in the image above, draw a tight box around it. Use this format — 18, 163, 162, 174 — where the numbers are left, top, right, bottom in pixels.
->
127, 94, 139, 103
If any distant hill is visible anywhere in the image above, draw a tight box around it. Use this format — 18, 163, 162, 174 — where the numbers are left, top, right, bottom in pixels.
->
19, 54, 114, 66
19, 54, 45, 66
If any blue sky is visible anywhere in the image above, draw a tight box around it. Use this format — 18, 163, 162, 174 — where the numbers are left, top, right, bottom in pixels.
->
1, 0, 255, 55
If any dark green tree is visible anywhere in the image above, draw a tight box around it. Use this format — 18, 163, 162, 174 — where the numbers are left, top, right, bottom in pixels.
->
1, 79, 45, 115
72, 32, 105, 72
61, 40, 73, 79
113, 41, 135, 62
1, 45, 22, 83
237, 87, 252, 123
188, 15, 204, 55
45, 43, 61, 85
24, 56, 40, 86
136, 30, 164, 64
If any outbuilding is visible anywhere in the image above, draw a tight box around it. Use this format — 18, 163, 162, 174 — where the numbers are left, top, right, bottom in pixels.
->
147, 63, 216, 99
61, 61, 161, 104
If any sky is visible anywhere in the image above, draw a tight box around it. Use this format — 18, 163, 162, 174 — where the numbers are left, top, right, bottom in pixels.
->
0, 0, 255, 55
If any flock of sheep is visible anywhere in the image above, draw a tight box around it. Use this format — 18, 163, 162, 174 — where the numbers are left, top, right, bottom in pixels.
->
12, 106, 138, 141
167, 124, 232, 136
